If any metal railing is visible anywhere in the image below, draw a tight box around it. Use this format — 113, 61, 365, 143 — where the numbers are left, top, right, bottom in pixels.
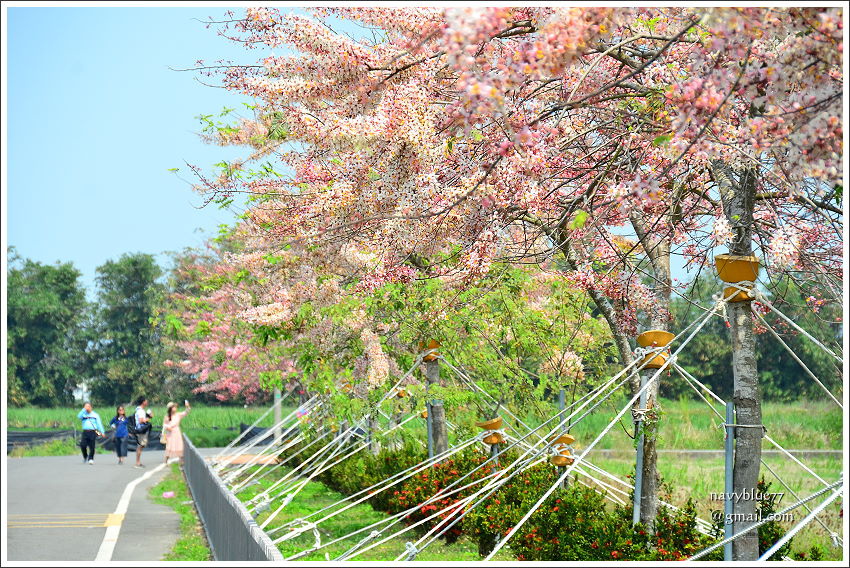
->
183, 435, 283, 561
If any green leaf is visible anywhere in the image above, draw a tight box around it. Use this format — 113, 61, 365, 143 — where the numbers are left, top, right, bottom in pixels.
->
568, 209, 589, 230
652, 134, 672, 147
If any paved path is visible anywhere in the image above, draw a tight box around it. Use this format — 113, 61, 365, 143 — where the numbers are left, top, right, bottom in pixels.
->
6, 450, 181, 561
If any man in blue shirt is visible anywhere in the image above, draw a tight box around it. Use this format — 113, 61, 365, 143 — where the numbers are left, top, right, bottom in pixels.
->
77, 402, 105, 464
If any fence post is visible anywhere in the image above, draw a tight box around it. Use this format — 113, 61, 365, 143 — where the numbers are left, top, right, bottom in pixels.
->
632, 373, 648, 526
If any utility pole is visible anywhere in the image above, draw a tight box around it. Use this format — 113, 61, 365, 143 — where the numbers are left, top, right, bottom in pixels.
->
273, 387, 282, 441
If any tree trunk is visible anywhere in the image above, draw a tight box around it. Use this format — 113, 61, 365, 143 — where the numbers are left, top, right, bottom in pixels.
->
367, 415, 380, 455
715, 162, 761, 561
425, 358, 448, 456
630, 210, 673, 530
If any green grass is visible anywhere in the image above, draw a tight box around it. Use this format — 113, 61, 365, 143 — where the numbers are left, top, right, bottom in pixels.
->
149, 463, 212, 561
235, 466, 513, 561
9, 437, 110, 457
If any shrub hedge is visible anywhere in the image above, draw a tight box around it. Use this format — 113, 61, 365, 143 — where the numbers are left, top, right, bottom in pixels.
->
276, 437, 819, 561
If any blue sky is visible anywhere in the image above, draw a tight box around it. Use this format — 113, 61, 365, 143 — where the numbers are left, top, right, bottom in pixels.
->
6, 7, 270, 293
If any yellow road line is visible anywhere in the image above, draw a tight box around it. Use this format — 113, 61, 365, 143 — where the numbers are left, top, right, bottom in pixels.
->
10, 514, 109, 517
9, 523, 107, 528
9, 520, 107, 524
7, 513, 122, 529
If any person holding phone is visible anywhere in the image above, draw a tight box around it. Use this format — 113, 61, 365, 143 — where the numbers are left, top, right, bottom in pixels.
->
77, 402, 105, 464
162, 400, 191, 465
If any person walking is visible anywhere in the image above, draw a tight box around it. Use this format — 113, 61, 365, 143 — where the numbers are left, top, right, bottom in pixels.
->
109, 405, 129, 465
77, 402, 105, 465
133, 396, 153, 469
163, 400, 191, 465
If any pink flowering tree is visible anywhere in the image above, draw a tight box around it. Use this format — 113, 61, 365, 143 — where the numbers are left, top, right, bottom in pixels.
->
160, 241, 299, 404
164, 221, 616, 435
187, 6, 842, 546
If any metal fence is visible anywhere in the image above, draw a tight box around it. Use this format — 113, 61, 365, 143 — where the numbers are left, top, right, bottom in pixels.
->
183, 435, 283, 561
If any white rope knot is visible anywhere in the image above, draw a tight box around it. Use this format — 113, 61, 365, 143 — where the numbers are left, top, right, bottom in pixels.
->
830, 531, 841, 547
633, 345, 665, 359
404, 541, 419, 560
310, 522, 322, 550
631, 407, 650, 424
549, 442, 573, 456
720, 280, 759, 306
253, 497, 271, 516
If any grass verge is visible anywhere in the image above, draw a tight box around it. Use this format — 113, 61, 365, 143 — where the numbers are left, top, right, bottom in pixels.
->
237, 466, 514, 561
149, 463, 212, 561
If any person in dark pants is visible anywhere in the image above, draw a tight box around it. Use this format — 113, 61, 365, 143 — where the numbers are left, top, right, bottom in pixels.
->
109, 405, 129, 465
77, 402, 105, 464
133, 396, 153, 468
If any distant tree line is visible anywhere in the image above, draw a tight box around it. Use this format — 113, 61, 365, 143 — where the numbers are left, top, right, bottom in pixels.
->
6, 247, 842, 407
6, 247, 206, 407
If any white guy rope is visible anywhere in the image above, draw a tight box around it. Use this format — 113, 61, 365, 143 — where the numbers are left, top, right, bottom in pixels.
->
760, 460, 842, 547
485, 301, 722, 559
269, 435, 480, 540
403, 359, 667, 558
686, 479, 843, 561
752, 292, 842, 364
674, 365, 840, 544
757, 483, 843, 560
216, 396, 321, 474
753, 310, 842, 408
211, 398, 281, 462
329, 369, 634, 560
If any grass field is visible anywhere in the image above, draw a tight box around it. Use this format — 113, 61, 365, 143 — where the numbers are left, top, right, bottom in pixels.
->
7, 397, 842, 454
6, 404, 292, 450
7, 404, 284, 430
513, 397, 843, 451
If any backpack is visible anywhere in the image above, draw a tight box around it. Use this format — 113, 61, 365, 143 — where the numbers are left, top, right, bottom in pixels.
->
127, 413, 138, 434
128, 412, 151, 435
